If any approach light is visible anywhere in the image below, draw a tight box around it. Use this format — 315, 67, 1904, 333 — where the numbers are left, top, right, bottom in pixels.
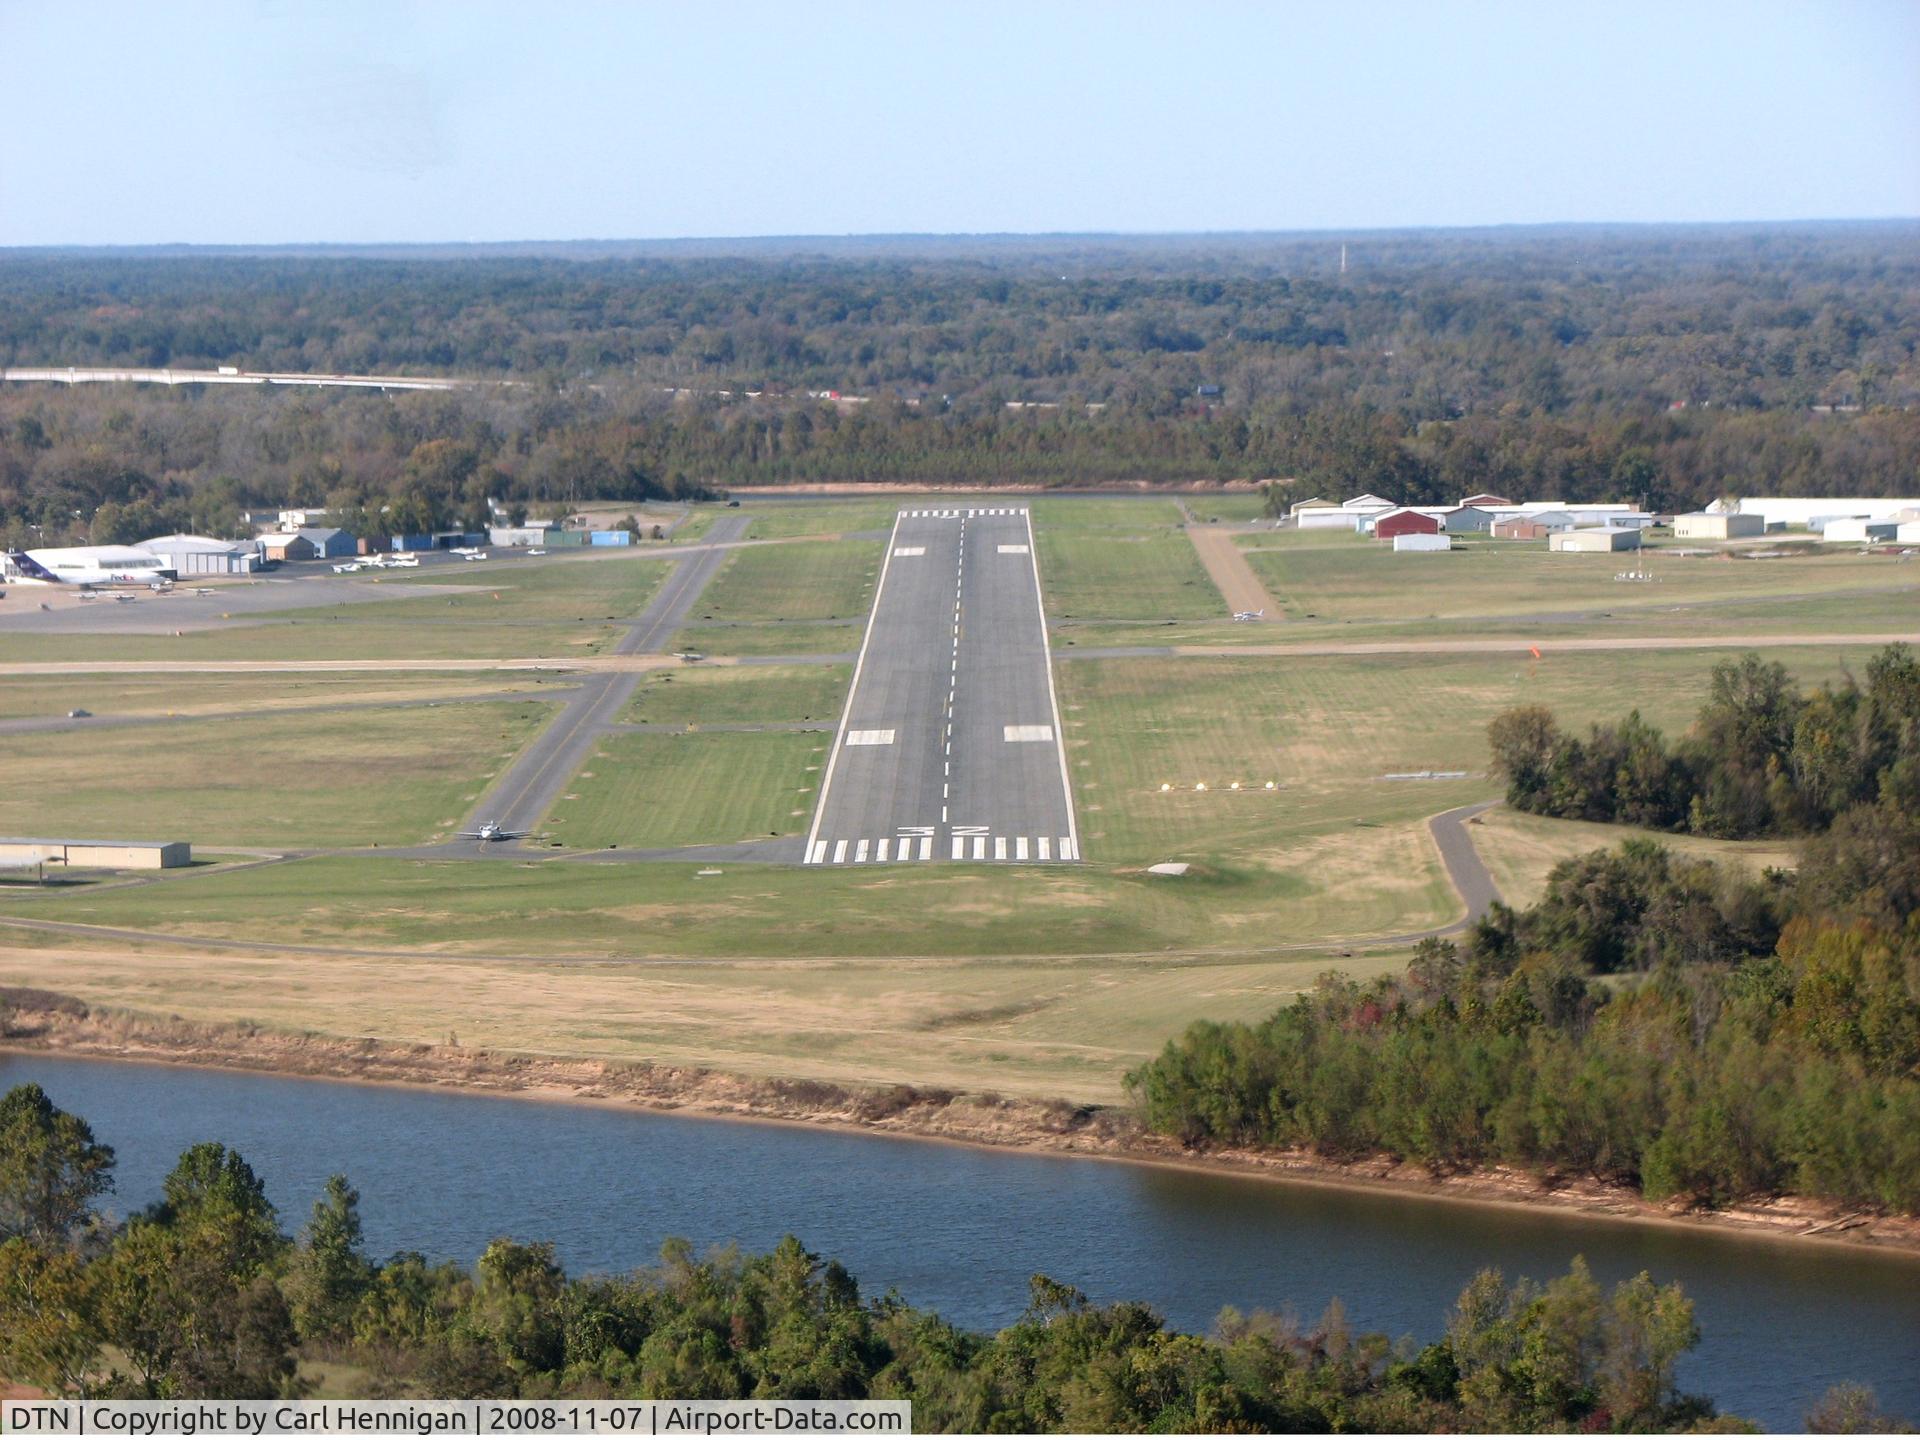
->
1159, 782, 1172, 791
1229, 781, 1241, 790
1265, 780, 1277, 790
1195, 782, 1208, 792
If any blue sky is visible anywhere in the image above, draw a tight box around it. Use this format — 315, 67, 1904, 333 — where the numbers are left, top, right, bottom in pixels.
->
1, 0, 1915, 244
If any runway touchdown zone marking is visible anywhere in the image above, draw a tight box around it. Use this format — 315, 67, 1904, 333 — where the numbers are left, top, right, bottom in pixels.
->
845, 729, 896, 746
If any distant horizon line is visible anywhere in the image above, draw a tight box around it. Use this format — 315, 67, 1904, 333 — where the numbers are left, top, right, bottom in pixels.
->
3, 215, 1918, 255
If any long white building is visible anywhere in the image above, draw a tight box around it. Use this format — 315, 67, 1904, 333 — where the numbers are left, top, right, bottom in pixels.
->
1714, 496, 1920, 528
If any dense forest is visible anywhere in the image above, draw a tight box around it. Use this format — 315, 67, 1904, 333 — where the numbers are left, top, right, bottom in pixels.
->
3, 224, 1919, 543
1130, 649, 1920, 1214
4, 1090, 1904, 1430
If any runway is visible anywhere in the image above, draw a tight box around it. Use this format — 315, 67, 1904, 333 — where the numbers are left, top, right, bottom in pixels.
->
804, 506, 1079, 865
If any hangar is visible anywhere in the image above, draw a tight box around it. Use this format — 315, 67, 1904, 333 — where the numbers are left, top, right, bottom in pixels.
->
0, 837, 191, 870
1373, 509, 1442, 540
139, 534, 260, 575
1550, 526, 1642, 553
1674, 513, 1765, 540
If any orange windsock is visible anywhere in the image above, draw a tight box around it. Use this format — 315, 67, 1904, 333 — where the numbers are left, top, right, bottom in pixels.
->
1529, 646, 1542, 660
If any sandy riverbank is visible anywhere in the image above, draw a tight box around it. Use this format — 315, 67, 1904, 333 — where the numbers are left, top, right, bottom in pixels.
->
4, 989, 1916, 1260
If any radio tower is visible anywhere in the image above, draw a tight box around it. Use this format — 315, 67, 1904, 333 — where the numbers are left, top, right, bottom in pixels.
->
1340, 244, 1348, 275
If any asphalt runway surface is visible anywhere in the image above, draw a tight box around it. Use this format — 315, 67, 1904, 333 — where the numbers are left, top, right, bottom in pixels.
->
804, 506, 1079, 865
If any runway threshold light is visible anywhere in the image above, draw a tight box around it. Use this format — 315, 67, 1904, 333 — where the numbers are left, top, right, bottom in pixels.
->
1159, 782, 1172, 791
1229, 781, 1241, 790
1195, 782, 1208, 792
1265, 780, 1277, 790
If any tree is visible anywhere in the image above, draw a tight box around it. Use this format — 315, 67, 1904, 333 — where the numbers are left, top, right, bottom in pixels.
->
0, 1237, 99, 1396
0, 1083, 116, 1246
1487, 706, 1562, 811
285, 1175, 374, 1345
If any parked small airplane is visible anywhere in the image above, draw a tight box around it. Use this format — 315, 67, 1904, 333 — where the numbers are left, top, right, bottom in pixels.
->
455, 820, 527, 842
332, 561, 366, 573
459, 550, 489, 561
672, 650, 706, 662
1232, 608, 1265, 622
450, 546, 486, 558
526, 548, 547, 556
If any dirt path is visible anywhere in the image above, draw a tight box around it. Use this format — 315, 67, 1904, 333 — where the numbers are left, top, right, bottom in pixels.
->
1186, 526, 1280, 620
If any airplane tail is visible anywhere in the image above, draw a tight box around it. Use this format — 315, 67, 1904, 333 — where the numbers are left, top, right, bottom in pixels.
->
2, 551, 61, 583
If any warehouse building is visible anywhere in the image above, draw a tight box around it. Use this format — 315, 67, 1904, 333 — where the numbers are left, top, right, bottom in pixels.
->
1822, 519, 1899, 544
1551, 526, 1643, 554
138, 534, 260, 575
1673, 513, 1765, 541
0, 836, 191, 870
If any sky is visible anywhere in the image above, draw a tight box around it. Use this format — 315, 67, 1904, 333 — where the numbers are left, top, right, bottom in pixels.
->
1, 0, 1916, 245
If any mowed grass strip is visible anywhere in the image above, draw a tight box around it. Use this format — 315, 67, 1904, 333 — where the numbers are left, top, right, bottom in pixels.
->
545, 730, 827, 848
3, 850, 1404, 963
0, 919, 1400, 1101
619, 665, 850, 726
0, 673, 551, 721
1466, 808, 1801, 908
693, 540, 882, 623
1237, 530, 1919, 629
1038, 530, 1225, 622
0, 701, 554, 847
669, 622, 862, 658
1030, 498, 1187, 531
740, 501, 900, 539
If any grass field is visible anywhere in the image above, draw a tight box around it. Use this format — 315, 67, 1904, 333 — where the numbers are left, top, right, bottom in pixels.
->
1058, 644, 1869, 865
0, 913, 1391, 1100
0, 556, 675, 663
545, 731, 827, 848
693, 540, 882, 623
0, 673, 553, 721
1183, 496, 1274, 523
1236, 531, 1920, 634
739, 501, 900, 540
1466, 808, 1801, 907
670, 622, 863, 657
1030, 498, 1187, 531
619, 664, 850, 726
1037, 529, 1224, 623
0, 702, 554, 847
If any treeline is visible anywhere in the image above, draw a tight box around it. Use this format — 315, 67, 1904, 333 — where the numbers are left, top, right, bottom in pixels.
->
4, 223, 1920, 543
0, 1084, 1858, 1430
5, 226, 1917, 412
1129, 846, 1920, 1212
1489, 647, 1920, 924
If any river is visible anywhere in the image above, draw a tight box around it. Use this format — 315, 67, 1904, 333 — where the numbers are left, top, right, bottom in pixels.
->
3, 1053, 1914, 1428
